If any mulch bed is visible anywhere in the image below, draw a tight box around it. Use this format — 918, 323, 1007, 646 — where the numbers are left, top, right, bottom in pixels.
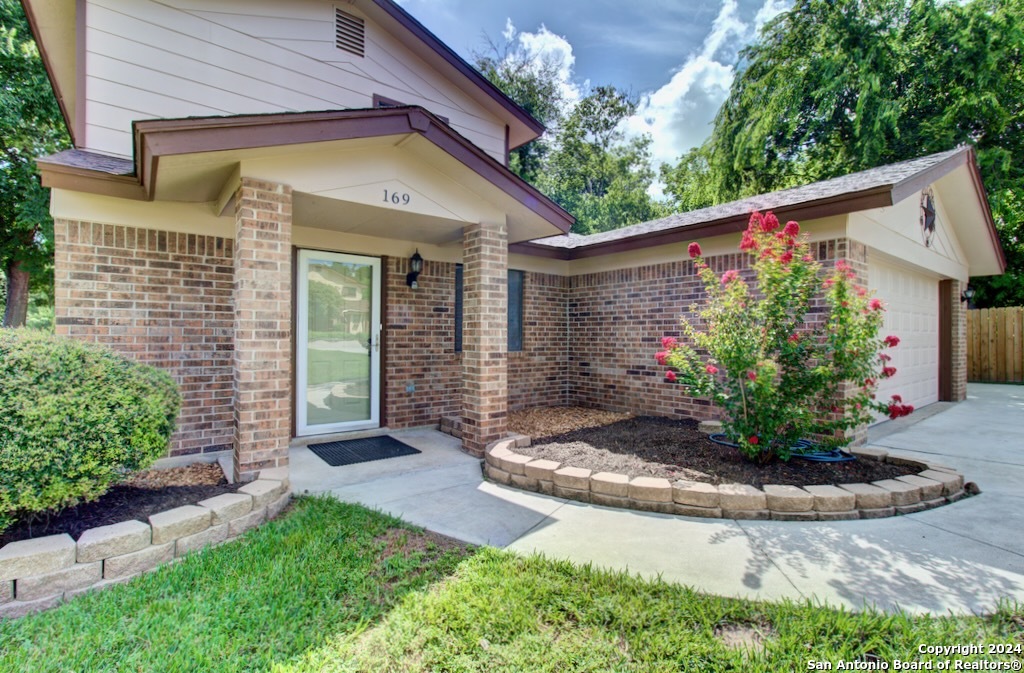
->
1, 463, 241, 547
517, 415, 916, 489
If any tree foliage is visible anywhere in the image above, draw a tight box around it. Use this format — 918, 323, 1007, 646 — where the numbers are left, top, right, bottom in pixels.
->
662, 0, 1024, 307
0, 0, 68, 327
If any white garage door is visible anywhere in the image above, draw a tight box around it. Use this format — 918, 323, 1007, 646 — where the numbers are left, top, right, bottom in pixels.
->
869, 259, 939, 418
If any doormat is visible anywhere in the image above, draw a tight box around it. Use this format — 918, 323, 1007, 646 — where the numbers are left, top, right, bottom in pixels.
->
306, 435, 421, 467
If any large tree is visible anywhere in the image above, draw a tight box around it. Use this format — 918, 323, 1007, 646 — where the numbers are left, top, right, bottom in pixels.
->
662, 0, 1024, 306
0, 0, 68, 327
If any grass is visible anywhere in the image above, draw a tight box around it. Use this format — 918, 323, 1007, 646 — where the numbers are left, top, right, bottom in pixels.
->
2, 497, 1021, 672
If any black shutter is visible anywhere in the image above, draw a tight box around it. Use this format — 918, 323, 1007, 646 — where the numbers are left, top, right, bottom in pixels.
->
508, 269, 524, 352
454, 264, 463, 352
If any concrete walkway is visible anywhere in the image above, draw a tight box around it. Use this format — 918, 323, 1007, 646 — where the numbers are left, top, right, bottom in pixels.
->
291, 384, 1024, 614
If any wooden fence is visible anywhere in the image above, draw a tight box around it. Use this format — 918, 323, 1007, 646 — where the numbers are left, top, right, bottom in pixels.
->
968, 307, 1024, 383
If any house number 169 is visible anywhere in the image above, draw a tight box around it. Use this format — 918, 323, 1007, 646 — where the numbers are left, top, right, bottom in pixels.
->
383, 189, 411, 205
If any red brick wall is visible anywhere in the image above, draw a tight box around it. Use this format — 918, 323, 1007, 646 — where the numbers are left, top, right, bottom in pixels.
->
566, 240, 851, 421
383, 257, 462, 428
53, 220, 234, 457
509, 272, 570, 410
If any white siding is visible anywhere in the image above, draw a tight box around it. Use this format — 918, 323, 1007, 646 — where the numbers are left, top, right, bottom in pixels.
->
83, 0, 507, 159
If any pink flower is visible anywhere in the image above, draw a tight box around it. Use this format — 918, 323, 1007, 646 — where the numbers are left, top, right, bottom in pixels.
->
761, 212, 780, 232
831, 406, 842, 413
747, 371, 757, 382
665, 371, 677, 382
836, 260, 851, 273
891, 394, 902, 403
722, 269, 739, 284
688, 242, 702, 258
823, 278, 835, 288
802, 254, 814, 262
661, 336, 678, 349
783, 221, 800, 237
880, 353, 892, 362
780, 251, 793, 264
655, 351, 669, 365
748, 436, 759, 445
883, 335, 901, 348
705, 364, 718, 375
739, 231, 757, 251
882, 366, 897, 378
788, 334, 800, 344
869, 298, 883, 311
856, 287, 868, 297
748, 212, 763, 231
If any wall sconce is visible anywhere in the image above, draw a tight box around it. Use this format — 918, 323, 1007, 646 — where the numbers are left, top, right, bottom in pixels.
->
960, 287, 975, 304
406, 250, 423, 289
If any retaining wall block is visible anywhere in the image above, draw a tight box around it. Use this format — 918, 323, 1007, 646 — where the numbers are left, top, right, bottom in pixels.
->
872, 479, 922, 506
198, 493, 254, 526
238, 480, 287, 509
629, 477, 673, 503
77, 520, 151, 563
15, 562, 103, 602
552, 467, 592, 490
672, 481, 720, 508
523, 459, 560, 481
591, 472, 630, 497
718, 484, 767, 511
763, 485, 814, 512
802, 485, 856, 512
175, 523, 229, 557
838, 483, 893, 509
149, 506, 212, 545
228, 507, 267, 538
0, 534, 76, 581
103, 542, 175, 579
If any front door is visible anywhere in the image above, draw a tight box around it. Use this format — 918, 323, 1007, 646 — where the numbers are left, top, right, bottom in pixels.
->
296, 250, 381, 436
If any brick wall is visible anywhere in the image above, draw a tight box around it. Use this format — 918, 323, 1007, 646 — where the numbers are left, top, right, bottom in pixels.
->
232, 178, 293, 481
53, 220, 234, 457
508, 272, 569, 410
384, 257, 462, 428
566, 239, 851, 421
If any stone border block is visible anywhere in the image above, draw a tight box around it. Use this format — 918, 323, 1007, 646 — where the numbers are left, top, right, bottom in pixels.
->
228, 507, 267, 538
895, 502, 927, 515
267, 492, 291, 520
0, 534, 76, 581
859, 506, 896, 519
15, 562, 103, 602
485, 464, 511, 485
498, 452, 532, 475
103, 542, 175, 580
763, 485, 814, 512
1, 580, 12, 604
258, 467, 290, 490
552, 485, 590, 503
917, 470, 964, 497
803, 485, 856, 512
65, 576, 132, 600
238, 480, 287, 509
510, 473, 538, 491
838, 483, 892, 509
553, 467, 591, 490
698, 420, 722, 435
771, 511, 818, 521
672, 481, 719, 508
77, 520, 151, 563
872, 479, 922, 506
175, 523, 229, 557
149, 506, 211, 545
850, 447, 888, 461
718, 484, 767, 511
674, 504, 723, 518
524, 459, 560, 481
0, 594, 63, 619
628, 477, 673, 503
723, 509, 770, 520
591, 493, 629, 509
817, 510, 860, 521
198, 493, 254, 526
591, 472, 630, 497
895, 474, 944, 500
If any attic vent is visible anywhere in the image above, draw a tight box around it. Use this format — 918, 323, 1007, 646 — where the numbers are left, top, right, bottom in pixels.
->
335, 8, 365, 57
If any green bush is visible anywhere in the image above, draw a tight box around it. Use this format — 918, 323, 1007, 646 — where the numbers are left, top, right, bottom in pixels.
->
0, 329, 180, 532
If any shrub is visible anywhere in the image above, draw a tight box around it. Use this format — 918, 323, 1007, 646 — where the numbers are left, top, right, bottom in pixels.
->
0, 329, 180, 532
658, 212, 910, 464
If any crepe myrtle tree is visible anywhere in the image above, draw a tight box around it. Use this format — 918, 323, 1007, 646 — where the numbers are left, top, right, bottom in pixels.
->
656, 211, 912, 464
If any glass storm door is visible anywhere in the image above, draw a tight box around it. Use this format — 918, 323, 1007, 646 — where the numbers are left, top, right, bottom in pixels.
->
296, 250, 381, 436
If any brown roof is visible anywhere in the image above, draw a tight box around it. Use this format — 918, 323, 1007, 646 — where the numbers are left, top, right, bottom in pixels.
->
513, 147, 998, 261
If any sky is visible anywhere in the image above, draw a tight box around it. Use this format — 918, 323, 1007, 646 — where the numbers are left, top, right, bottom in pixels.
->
395, 0, 791, 168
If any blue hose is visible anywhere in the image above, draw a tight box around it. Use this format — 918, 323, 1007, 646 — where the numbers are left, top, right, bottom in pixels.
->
708, 433, 856, 462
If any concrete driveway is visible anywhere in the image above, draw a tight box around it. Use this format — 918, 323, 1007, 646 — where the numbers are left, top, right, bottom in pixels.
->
291, 383, 1024, 614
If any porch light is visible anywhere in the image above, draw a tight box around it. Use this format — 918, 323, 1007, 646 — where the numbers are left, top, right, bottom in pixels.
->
961, 287, 975, 303
406, 250, 423, 289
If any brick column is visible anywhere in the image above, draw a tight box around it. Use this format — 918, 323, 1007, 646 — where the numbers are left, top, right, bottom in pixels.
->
233, 178, 292, 481
461, 220, 508, 456
949, 279, 968, 401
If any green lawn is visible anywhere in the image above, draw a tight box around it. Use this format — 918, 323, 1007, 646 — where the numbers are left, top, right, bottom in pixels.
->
2, 497, 1021, 672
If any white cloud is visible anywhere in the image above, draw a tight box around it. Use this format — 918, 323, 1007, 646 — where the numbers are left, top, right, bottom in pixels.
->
623, 0, 789, 169
502, 19, 584, 109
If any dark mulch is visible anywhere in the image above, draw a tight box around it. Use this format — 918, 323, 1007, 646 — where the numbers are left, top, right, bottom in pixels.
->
518, 416, 916, 489
1, 480, 241, 547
